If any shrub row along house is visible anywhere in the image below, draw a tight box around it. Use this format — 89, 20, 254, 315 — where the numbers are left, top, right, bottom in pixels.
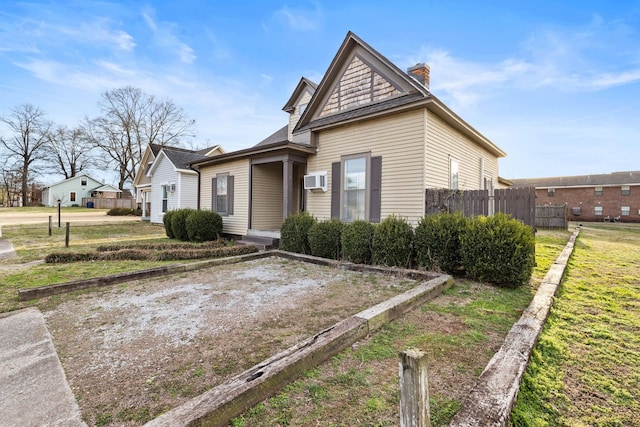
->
513, 171, 640, 223
134, 32, 509, 239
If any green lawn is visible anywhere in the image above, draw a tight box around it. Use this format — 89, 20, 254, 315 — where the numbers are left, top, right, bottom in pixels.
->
512, 223, 640, 426
231, 228, 571, 426
0, 221, 174, 312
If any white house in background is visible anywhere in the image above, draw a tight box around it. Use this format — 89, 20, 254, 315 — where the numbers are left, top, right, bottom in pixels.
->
134, 144, 224, 223
41, 174, 121, 207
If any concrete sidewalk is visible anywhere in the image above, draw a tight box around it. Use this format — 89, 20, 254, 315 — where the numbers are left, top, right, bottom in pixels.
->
0, 308, 86, 426
0, 238, 16, 259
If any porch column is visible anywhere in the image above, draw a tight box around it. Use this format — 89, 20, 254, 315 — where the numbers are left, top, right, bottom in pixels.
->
141, 192, 147, 217
283, 160, 294, 219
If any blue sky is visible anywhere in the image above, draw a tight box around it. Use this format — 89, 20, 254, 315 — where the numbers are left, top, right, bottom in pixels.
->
1, 1, 640, 185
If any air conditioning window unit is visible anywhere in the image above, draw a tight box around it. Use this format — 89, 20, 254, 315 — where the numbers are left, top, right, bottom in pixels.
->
303, 172, 327, 192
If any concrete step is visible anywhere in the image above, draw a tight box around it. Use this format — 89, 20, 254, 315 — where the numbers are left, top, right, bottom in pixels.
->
238, 235, 280, 251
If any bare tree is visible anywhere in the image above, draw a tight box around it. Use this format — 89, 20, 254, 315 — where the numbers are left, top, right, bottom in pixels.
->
0, 104, 52, 206
83, 87, 195, 190
46, 126, 95, 179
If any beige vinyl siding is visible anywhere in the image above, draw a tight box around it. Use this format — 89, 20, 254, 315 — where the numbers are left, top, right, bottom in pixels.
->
425, 112, 499, 190
251, 163, 283, 230
288, 90, 314, 141
306, 109, 426, 224
199, 159, 250, 236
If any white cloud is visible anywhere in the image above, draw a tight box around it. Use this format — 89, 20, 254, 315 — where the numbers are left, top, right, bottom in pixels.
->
141, 7, 196, 64
274, 4, 322, 31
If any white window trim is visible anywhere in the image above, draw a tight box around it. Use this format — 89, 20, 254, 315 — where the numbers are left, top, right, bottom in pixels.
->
450, 157, 460, 190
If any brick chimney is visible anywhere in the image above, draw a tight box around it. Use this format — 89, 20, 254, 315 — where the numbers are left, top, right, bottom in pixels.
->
407, 63, 430, 89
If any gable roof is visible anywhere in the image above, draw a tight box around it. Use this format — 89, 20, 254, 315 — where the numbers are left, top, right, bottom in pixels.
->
91, 184, 121, 193
294, 31, 430, 134
44, 174, 103, 189
282, 77, 318, 113
292, 31, 506, 158
512, 171, 640, 189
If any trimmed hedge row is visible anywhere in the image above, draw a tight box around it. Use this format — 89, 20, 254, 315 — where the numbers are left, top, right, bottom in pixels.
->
107, 207, 141, 216
162, 209, 223, 242
45, 244, 258, 263
280, 212, 536, 288
96, 241, 226, 252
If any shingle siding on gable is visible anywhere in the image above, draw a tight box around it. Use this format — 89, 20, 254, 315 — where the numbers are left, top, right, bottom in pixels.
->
320, 55, 400, 117
306, 109, 425, 225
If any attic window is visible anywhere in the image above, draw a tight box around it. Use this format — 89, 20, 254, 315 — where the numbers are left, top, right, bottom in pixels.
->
81, 178, 87, 186
298, 103, 308, 115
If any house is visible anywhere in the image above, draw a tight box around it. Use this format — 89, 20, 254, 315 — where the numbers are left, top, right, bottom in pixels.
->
512, 171, 640, 222
134, 144, 224, 223
41, 174, 120, 207
190, 32, 507, 240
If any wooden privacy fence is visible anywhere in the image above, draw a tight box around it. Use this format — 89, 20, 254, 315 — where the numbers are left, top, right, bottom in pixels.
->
425, 187, 537, 228
82, 197, 136, 210
535, 204, 568, 230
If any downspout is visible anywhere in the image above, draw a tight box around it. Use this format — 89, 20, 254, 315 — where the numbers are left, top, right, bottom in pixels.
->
194, 165, 201, 210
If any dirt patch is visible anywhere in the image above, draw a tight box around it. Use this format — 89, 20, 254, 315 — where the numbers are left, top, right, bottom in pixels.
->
42, 257, 420, 426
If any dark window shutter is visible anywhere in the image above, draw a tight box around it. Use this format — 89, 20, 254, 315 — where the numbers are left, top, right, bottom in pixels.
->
369, 156, 382, 223
228, 175, 234, 215
211, 177, 217, 211
331, 162, 341, 219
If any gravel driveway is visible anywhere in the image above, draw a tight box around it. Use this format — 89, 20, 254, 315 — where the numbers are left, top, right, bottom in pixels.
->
42, 256, 420, 426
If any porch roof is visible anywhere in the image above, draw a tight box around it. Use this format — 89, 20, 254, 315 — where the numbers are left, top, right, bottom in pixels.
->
189, 141, 316, 169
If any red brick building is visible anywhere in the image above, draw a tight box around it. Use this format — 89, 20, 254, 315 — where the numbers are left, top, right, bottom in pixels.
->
512, 171, 640, 223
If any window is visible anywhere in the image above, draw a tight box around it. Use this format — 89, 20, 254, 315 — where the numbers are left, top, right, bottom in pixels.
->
343, 156, 367, 222
331, 155, 382, 223
216, 175, 228, 215
594, 186, 603, 196
298, 103, 308, 115
161, 185, 168, 212
594, 206, 603, 216
70, 192, 76, 202
145, 162, 153, 175
547, 188, 555, 197
621, 206, 630, 216
212, 174, 233, 216
450, 158, 459, 190
81, 178, 87, 186
572, 207, 581, 216
621, 185, 630, 196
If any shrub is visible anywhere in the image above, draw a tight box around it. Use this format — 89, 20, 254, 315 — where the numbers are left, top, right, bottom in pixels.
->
107, 207, 137, 216
170, 208, 196, 241
460, 213, 536, 288
414, 212, 466, 274
341, 220, 376, 264
45, 244, 258, 263
186, 210, 223, 242
279, 212, 316, 254
163, 210, 176, 239
372, 215, 414, 268
308, 219, 344, 260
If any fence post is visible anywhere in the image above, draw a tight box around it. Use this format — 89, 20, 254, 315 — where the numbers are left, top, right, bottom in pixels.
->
65, 222, 70, 247
49, 216, 52, 236
399, 348, 430, 427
